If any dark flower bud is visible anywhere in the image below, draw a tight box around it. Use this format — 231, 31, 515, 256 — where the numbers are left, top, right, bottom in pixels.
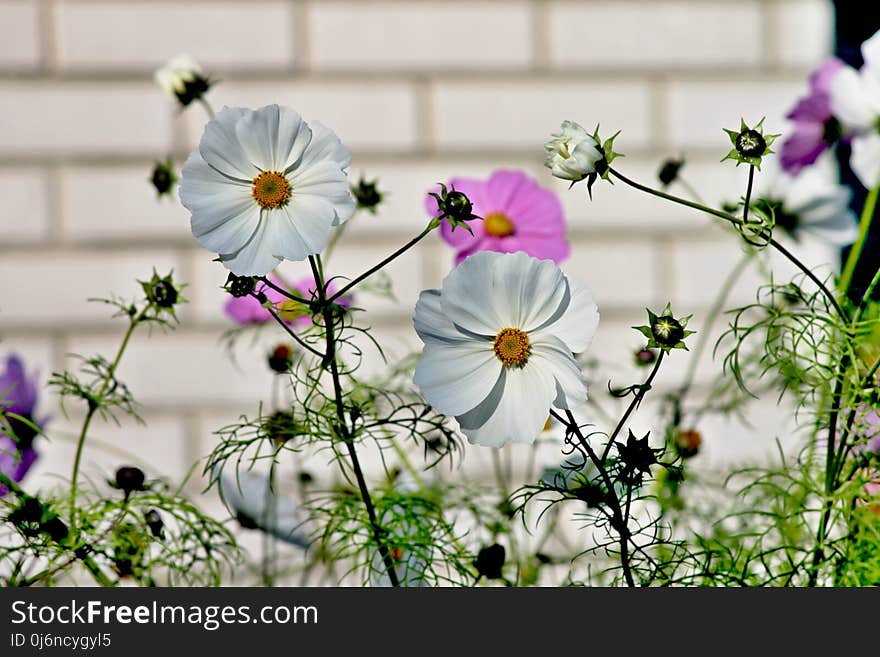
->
115, 466, 146, 495
150, 159, 177, 197
140, 270, 182, 312
722, 118, 779, 169
634, 348, 657, 367
144, 509, 164, 539
573, 482, 607, 508
474, 543, 506, 580
657, 158, 684, 187
42, 516, 69, 543
267, 343, 294, 373
634, 304, 694, 353
226, 274, 257, 298
298, 470, 314, 485
674, 429, 702, 459
736, 129, 766, 158
428, 183, 480, 233
351, 177, 384, 213
615, 430, 659, 481
651, 315, 685, 347
262, 410, 299, 445
148, 280, 177, 308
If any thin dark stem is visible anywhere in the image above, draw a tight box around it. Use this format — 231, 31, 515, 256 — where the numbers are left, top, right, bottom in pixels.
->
742, 165, 755, 225
600, 352, 665, 463
608, 167, 848, 321
258, 276, 312, 305
550, 408, 636, 587
309, 255, 400, 587
327, 225, 433, 303
261, 299, 325, 359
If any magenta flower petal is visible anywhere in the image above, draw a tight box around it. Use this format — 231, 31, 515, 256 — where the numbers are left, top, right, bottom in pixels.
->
0, 437, 38, 495
780, 124, 827, 175
0, 355, 38, 417
430, 169, 569, 265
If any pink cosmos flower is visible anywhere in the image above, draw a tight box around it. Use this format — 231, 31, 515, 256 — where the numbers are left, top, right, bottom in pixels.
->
780, 58, 845, 175
224, 275, 353, 329
426, 169, 569, 266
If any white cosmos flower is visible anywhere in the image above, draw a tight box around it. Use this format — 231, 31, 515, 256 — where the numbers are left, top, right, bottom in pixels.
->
217, 468, 309, 548
752, 157, 859, 246
544, 120, 603, 182
180, 104, 355, 276
830, 29, 880, 188
413, 251, 599, 448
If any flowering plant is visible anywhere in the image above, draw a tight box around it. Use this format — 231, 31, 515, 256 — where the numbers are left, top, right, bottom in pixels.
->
3, 31, 880, 589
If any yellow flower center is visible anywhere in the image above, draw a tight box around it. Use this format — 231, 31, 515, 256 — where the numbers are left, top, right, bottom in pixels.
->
493, 328, 530, 367
483, 212, 515, 237
252, 171, 291, 209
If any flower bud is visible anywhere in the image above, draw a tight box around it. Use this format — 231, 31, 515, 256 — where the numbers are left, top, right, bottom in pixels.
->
474, 543, 506, 580
634, 348, 657, 367
154, 55, 212, 108
268, 343, 294, 373
428, 183, 480, 233
42, 516, 69, 543
351, 177, 384, 213
544, 121, 603, 182
722, 118, 780, 169
141, 270, 182, 311
657, 158, 684, 187
150, 159, 177, 197
674, 429, 702, 459
114, 466, 146, 495
634, 304, 694, 353
226, 274, 257, 298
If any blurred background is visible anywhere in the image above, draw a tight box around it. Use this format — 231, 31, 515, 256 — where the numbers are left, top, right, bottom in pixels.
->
0, 0, 858, 508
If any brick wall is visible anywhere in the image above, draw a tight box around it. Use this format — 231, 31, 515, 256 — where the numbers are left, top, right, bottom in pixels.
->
1, 0, 837, 495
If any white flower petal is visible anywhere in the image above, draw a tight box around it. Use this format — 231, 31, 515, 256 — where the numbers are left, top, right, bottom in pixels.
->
534, 278, 599, 354
530, 335, 590, 408
457, 362, 555, 447
299, 120, 352, 172
282, 195, 336, 256
218, 470, 308, 548
494, 251, 569, 332
289, 160, 356, 226
831, 67, 878, 131
414, 342, 501, 417
235, 104, 312, 173
851, 133, 880, 190
199, 106, 260, 180
413, 289, 469, 345
439, 252, 509, 337
218, 214, 283, 276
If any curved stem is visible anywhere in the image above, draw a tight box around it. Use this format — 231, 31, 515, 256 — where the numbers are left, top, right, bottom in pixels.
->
262, 300, 325, 360
608, 167, 848, 321
70, 309, 145, 527
839, 186, 879, 296
198, 97, 216, 120
309, 255, 400, 587
328, 224, 434, 303
600, 352, 665, 463
742, 165, 755, 225
258, 276, 312, 305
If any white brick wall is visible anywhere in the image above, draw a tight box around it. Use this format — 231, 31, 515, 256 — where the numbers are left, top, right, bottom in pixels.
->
0, 1, 840, 496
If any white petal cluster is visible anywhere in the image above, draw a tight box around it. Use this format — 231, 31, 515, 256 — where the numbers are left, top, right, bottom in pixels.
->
758, 157, 859, 246
830, 30, 880, 189
413, 251, 599, 448
154, 54, 202, 99
179, 104, 355, 275
217, 469, 309, 548
544, 121, 603, 182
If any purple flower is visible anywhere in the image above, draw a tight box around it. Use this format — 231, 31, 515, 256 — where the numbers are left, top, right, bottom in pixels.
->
0, 355, 43, 495
224, 275, 353, 328
780, 59, 845, 175
859, 405, 880, 455
426, 169, 570, 266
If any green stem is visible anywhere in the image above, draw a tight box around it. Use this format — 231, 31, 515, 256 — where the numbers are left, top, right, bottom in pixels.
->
69, 310, 145, 528
328, 224, 434, 303
600, 352, 665, 463
839, 186, 879, 296
309, 255, 400, 587
609, 168, 848, 321
742, 165, 755, 225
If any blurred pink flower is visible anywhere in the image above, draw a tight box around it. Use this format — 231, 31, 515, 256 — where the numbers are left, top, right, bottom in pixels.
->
224, 275, 352, 329
426, 169, 569, 266
780, 58, 845, 175
1, 355, 44, 495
